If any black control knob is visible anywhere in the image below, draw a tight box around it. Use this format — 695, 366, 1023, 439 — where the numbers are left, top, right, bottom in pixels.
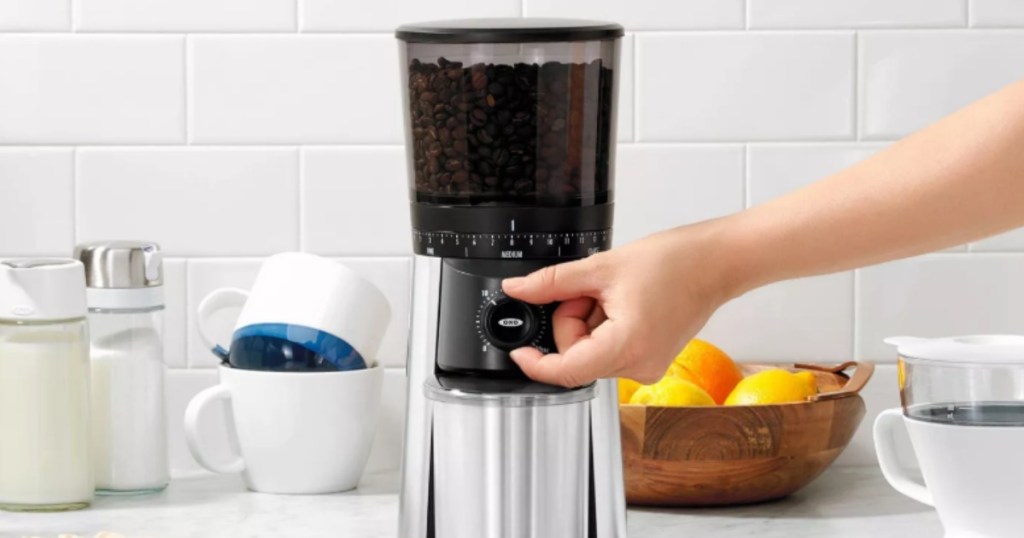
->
482, 295, 539, 350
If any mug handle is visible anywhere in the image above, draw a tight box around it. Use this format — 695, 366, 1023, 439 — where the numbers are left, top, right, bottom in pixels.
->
197, 288, 250, 361
874, 408, 933, 506
184, 385, 246, 474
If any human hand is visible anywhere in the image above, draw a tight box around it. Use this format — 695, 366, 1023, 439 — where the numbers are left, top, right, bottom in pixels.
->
502, 222, 740, 387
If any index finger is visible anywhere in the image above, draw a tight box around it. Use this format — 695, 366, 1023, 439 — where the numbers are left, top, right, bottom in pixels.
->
510, 321, 626, 387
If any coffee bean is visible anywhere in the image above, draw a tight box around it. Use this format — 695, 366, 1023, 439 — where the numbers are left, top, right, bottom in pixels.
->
471, 71, 488, 91
405, 57, 614, 204
470, 108, 487, 126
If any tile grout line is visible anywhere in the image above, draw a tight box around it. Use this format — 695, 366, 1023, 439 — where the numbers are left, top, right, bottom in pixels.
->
743, 0, 750, 30
69, 0, 78, 32
742, 144, 751, 208
297, 148, 305, 251
295, 0, 303, 32
182, 258, 191, 371
632, 35, 640, 143
626, 33, 634, 142
183, 35, 191, 145
965, 0, 972, 28
852, 32, 860, 141
71, 147, 79, 246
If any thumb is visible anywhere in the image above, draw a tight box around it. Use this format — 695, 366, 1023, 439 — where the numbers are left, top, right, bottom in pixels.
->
502, 258, 602, 304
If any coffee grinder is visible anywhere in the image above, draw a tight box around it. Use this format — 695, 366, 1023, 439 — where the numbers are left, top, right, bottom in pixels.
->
396, 19, 627, 538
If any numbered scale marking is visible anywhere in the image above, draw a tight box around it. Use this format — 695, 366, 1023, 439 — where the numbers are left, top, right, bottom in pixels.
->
413, 230, 611, 259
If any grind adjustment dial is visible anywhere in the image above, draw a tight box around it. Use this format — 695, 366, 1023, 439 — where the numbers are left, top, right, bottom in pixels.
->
480, 294, 540, 350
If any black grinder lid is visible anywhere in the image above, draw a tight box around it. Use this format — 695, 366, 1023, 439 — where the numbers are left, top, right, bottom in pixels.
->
395, 18, 624, 44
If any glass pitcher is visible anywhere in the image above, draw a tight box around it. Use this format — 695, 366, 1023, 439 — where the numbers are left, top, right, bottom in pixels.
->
875, 335, 1024, 538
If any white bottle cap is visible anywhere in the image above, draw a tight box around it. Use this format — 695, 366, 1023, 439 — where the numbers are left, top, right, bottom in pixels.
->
0, 259, 88, 321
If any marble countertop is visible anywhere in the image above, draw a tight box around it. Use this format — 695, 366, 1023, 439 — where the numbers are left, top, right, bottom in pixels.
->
3, 466, 942, 538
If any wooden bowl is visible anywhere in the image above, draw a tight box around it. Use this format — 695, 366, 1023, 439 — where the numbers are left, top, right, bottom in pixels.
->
620, 361, 874, 507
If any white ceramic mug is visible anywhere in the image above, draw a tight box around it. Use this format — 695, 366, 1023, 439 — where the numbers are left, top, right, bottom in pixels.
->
184, 365, 383, 494
197, 252, 390, 371
875, 408, 1024, 538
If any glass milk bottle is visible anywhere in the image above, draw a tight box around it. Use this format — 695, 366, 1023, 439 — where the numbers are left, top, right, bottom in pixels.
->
76, 242, 169, 495
0, 259, 93, 511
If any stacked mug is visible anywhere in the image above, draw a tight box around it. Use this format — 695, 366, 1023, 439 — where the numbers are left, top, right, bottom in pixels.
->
186, 253, 390, 494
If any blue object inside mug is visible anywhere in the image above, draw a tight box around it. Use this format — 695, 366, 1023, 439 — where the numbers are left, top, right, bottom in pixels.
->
212, 323, 367, 372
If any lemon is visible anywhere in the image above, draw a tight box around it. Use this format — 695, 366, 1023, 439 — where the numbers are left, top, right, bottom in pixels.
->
724, 369, 818, 406
629, 376, 715, 407
618, 378, 643, 404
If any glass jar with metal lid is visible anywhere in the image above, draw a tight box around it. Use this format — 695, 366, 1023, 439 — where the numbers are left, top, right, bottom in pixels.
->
0, 258, 92, 511
76, 241, 169, 495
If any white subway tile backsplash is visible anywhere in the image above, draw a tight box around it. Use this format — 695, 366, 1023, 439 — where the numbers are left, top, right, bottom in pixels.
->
3, 0, 1023, 476
330, 258, 411, 369
860, 31, 1024, 139
0, 36, 183, 144
302, 0, 517, 32
190, 36, 401, 144
699, 272, 855, 363
0, 0, 69, 30
747, 144, 884, 205
857, 254, 1024, 361
637, 33, 854, 142
186, 258, 263, 368
0, 149, 74, 256
302, 147, 410, 256
524, 0, 743, 30
614, 145, 743, 245
163, 259, 188, 369
971, 0, 1024, 27
77, 148, 299, 257
748, 0, 965, 29
972, 228, 1024, 251
75, 0, 296, 32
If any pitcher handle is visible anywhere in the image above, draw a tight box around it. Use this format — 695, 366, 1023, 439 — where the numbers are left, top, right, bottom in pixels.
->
873, 408, 933, 506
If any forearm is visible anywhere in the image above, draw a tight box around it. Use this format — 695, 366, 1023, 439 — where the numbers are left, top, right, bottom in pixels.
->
710, 79, 1024, 298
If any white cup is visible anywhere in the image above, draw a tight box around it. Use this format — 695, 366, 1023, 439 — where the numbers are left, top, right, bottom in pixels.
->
197, 252, 390, 371
875, 408, 1024, 538
184, 364, 383, 494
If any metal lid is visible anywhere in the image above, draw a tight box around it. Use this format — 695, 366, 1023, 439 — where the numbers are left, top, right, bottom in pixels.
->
396, 18, 624, 44
74, 241, 163, 289
0, 259, 87, 321
886, 335, 1024, 365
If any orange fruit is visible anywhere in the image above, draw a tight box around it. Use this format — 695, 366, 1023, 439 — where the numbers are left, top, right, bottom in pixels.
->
670, 339, 742, 405
629, 376, 715, 407
724, 369, 818, 406
618, 378, 643, 404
